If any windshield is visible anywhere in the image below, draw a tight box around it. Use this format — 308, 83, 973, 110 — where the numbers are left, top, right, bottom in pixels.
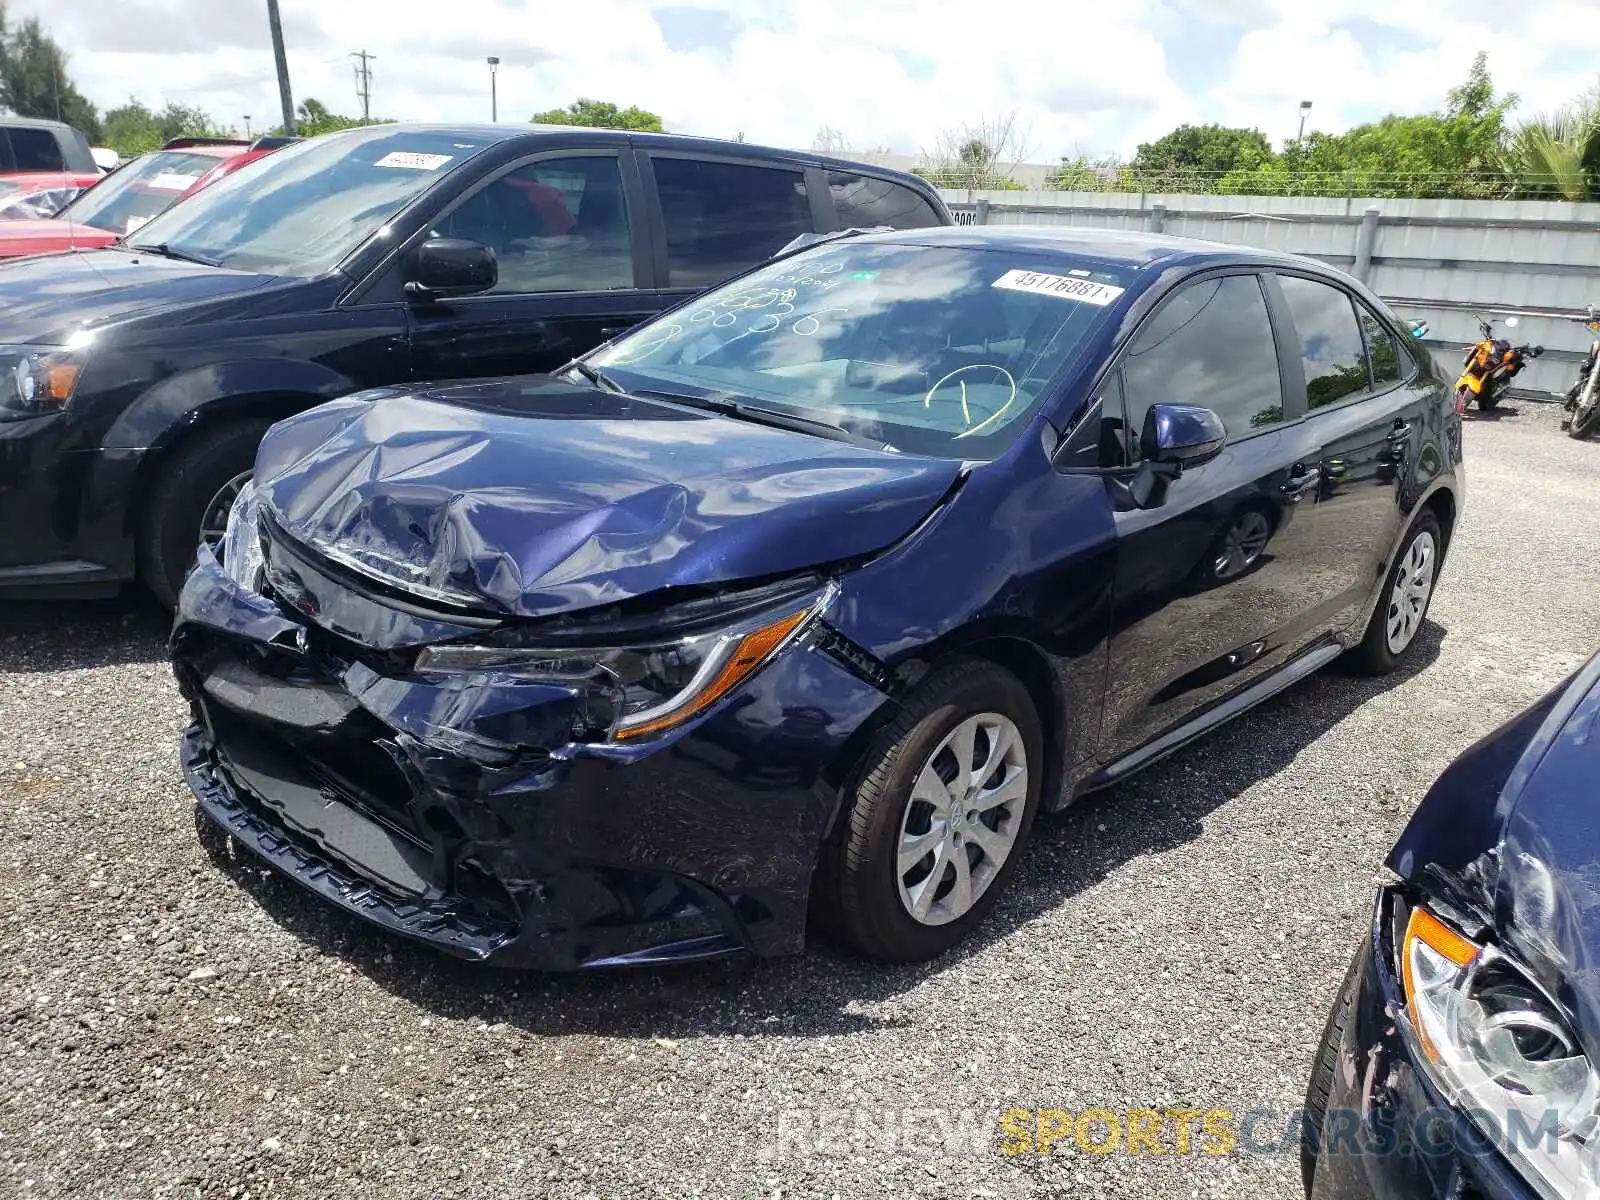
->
65, 151, 220, 236
119, 128, 495, 276
589, 241, 1128, 459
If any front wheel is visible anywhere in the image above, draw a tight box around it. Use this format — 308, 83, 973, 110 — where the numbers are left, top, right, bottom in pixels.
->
1344, 511, 1442, 676
815, 659, 1043, 962
137, 420, 273, 610
1570, 372, 1600, 441
1476, 384, 1499, 412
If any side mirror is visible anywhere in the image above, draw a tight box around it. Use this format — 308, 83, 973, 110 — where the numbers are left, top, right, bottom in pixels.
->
405, 237, 497, 300
1407, 319, 1429, 340
1121, 404, 1226, 510
1140, 404, 1226, 468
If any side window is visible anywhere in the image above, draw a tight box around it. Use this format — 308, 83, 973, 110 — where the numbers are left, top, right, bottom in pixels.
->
434, 155, 633, 295
11, 127, 64, 172
1278, 275, 1371, 410
653, 157, 811, 288
827, 172, 942, 230
1122, 274, 1284, 456
1358, 307, 1403, 388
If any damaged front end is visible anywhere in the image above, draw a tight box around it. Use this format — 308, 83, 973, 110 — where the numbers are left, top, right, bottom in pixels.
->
172, 484, 899, 969
1310, 652, 1600, 1199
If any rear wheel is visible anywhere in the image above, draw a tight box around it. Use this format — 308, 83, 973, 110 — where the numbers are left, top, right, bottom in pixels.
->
137, 420, 272, 610
1345, 511, 1441, 676
815, 659, 1043, 962
1570, 371, 1600, 440
1476, 386, 1499, 412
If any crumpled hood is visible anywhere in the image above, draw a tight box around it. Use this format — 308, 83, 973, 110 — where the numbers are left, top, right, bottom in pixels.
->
0, 248, 279, 343
1390, 651, 1600, 1063
253, 376, 963, 617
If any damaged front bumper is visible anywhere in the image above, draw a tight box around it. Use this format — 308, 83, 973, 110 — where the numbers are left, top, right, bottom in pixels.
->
172, 546, 892, 970
1308, 891, 1543, 1200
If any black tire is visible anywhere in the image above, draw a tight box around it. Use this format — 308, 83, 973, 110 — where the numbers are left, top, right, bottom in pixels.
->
1570, 398, 1600, 441
137, 420, 273, 610
1301, 949, 1361, 1195
1476, 386, 1499, 412
1344, 510, 1442, 677
814, 658, 1043, 962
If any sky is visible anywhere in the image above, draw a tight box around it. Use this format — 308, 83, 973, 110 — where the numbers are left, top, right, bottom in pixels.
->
20, 0, 1600, 159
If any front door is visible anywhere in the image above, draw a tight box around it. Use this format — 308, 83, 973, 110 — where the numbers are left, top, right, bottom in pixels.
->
406, 152, 659, 381
1101, 272, 1327, 754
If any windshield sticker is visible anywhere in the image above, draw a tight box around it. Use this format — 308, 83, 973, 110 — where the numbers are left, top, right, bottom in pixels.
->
992, 269, 1124, 306
150, 172, 201, 191
375, 152, 454, 171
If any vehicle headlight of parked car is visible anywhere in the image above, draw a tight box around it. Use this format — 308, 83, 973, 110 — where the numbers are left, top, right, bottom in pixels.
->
412, 580, 836, 744
0, 345, 84, 420
1401, 901, 1598, 1192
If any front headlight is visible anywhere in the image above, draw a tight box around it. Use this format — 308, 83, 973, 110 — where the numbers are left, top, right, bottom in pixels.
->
0, 345, 84, 421
414, 581, 837, 742
1400, 902, 1600, 1196
218, 480, 265, 592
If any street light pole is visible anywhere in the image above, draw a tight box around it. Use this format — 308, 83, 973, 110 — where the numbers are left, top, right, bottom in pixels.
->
266, 0, 296, 135
487, 57, 500, 122
1298, 100, 1313, 143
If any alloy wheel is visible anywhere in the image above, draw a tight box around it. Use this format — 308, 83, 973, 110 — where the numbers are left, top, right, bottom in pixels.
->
199, 471, 253, 547
895, 712, 1028, 927
1385, 530, 1437, 654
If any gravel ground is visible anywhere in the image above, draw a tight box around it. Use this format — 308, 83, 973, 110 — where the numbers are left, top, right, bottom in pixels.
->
2, 402, 1596, 1200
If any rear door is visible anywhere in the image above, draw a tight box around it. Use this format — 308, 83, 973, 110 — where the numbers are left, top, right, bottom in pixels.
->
405, 149, 659, 381
1100, 271, 1328, 754
639, 153, 820, 313
1269, 272, 1426, 634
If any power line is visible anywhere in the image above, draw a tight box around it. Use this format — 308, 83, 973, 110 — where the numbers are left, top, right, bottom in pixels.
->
350, 49, 375, 121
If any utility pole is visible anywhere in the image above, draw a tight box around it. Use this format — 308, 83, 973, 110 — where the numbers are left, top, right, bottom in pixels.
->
1298, 100, 1313, 143
486, 57, 499, 122
266, 0, 296, 135
350, 49, 375, 121
244, 115, 253, 139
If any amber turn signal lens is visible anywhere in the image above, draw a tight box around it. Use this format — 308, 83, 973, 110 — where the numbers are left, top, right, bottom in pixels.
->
45, 362, 81, 402
614, 607, 812, 742
1401, 905, 1480, 1061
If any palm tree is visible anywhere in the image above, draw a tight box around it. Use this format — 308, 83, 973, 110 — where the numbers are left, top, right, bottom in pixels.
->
1503, 88, 1600, 200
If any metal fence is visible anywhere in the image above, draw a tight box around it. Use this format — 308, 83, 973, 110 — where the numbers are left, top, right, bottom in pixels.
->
939, 189, 1600, 400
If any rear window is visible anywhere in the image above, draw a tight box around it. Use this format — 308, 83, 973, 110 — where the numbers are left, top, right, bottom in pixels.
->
64, 150, 220, 236
9, 127, 64, 172
827, 172, 942, 230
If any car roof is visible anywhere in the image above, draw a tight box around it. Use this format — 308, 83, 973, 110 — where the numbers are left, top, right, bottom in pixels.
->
314, 123, 940, 192
0, 115, 80, 132
849, 223, 1342, 276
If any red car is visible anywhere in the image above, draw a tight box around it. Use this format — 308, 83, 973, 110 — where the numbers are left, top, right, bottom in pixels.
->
0, 139, 271, 259
0, 171, 103, 220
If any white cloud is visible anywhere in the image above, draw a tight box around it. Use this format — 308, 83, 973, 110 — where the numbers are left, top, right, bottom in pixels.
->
15, 0, 1600, 160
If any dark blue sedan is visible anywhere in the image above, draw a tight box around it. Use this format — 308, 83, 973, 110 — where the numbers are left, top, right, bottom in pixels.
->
1303, 651, 1600, 1199
170, 225, 1462, 967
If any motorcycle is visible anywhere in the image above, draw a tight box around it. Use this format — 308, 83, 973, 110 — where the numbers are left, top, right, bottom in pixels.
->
1562, 305, 1600, 441
1454, 314, 1543, 414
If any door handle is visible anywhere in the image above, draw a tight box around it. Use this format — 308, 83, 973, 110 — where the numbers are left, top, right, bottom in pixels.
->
599, 325, 631, 340
1387, 421, 1413, 442
1280, 465, 1321, 498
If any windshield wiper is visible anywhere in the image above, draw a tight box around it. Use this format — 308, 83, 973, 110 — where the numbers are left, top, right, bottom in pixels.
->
126, 242, 220, 267
565, 360, 624, 394
632, 387, 865, 446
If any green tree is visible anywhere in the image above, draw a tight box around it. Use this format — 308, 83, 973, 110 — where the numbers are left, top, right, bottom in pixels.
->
1218, 52, 1516, 198
0, 6, 100, 140
530, 99, 664, 132
1129, 124, 1273, 190
265, 98, 393, 139
102, 99, 233, 157
1502, 82, 1600, 200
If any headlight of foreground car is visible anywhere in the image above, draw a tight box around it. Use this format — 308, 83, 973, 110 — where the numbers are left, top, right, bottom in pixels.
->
219, 480, 266, 591
1401, 903, 1600, 1196
414, 581, 838, 742
0, 345, 84, 421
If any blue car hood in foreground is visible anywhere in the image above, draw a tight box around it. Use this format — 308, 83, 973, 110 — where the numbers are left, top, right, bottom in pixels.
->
1389, 650, 1600, 1064
253, 376, 964, 617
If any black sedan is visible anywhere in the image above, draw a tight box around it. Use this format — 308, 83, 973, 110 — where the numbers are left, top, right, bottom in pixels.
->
1303, 650, 1600, 1198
